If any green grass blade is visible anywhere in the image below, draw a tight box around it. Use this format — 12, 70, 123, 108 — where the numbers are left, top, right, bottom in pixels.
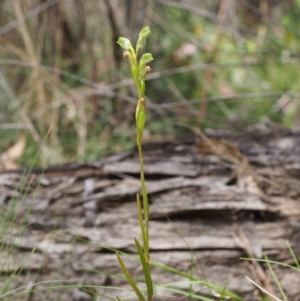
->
189, 251, 194, 301
155, 285, 216, 301
116, 252, 146, 301
152, 261, 243, 301
241, 257, 300, 272
286, 240, 300, 270
265, 255, 288, 301
134, 237, 153, 299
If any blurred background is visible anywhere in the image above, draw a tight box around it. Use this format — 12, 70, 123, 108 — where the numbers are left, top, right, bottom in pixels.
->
0, 0, 299, 168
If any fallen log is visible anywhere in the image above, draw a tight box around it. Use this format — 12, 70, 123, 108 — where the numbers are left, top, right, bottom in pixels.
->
0, 124, 300, 300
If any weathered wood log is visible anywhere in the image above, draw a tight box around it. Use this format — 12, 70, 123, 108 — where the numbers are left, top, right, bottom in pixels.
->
0, 124, 300, 300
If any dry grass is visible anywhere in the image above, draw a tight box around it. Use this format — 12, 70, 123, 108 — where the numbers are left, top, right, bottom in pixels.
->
0, 0, 299, 167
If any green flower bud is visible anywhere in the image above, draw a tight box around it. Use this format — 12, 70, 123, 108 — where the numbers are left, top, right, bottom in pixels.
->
117, 37, 137, 63
140, 80, 145, 98
140, 53, 154, 65
139, 53, 154, 81
117, 37, 133, 50
131, 65, 141, 95
139, 26, 151, 39
123, 51, 135, 66
136, 98, 146, 143
136, 26, 151, 53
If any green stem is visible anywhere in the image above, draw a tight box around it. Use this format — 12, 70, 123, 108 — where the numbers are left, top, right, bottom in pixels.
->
137, 142, 150, 263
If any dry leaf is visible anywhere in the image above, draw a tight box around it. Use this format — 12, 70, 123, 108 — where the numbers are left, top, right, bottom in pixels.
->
196, 131, 263, 195
0, 134, 26, 171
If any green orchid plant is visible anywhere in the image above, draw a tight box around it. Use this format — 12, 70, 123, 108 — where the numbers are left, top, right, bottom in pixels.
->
116, 27, 154, 301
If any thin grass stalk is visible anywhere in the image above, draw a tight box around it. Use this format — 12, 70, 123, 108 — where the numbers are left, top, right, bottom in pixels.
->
264, 255, 288, 301
286, 240, 300, 270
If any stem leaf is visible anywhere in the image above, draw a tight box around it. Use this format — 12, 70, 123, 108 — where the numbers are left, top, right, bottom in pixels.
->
116, 252, 147, 301
134, 237, 154, 299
